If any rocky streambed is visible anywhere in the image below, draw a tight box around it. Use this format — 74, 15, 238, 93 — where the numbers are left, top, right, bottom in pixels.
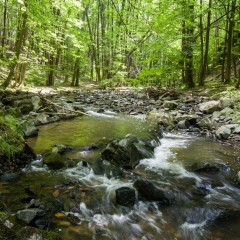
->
1, 87, 240, 141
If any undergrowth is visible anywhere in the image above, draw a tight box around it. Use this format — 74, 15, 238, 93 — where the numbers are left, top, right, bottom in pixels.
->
0, 114, 25, 161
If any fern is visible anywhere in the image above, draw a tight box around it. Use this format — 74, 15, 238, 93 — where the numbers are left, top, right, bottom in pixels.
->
0, 114, 25, 161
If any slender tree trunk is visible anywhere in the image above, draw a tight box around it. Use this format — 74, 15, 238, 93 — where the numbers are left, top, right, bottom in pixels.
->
225, 0, 237, 83
184, 0, 195, 88
199, 0, 212, 86
2, 6, 28, 88
198, 0, 204, 86
1, 0, 8, 58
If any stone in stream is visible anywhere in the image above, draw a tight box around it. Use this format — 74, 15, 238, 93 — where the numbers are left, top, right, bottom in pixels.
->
220, 97, 234, 108
178, 120, 191, 129
34, 113, 52, 125
162, 100, 178, 110
101, 134, 156, 169
24, 125, 39, 138
198, 100, 221, 114
115, 187, 136, 207
146, 110, 174, 130
215, 125, 232, 140
196, 117, 217, 130
17, 226, 63, 240
31, 95, 42, 111
190, 162, 230, 173
133, 180, 171, 205
43, 144, 73, 169
17, 208, 45, 224
0, 220, 16, 240
43, 152, 65, 169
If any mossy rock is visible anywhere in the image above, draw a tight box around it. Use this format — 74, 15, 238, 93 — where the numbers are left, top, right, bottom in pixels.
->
0, 220, 16, 240
17, 226, 63, 240
43, 152, 66, 169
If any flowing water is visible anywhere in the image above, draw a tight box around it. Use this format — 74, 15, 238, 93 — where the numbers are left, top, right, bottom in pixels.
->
1, 109, 240, 240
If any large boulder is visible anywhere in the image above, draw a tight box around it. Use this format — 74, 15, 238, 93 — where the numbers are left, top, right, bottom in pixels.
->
133, 180, 171, 205
198, 100, 221, 114
101, 135, 156, 169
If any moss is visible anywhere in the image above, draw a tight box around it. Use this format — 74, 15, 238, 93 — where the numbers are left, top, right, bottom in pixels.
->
17, 226, 63, 240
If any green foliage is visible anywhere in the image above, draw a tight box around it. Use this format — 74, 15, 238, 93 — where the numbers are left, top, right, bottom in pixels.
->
0, 212, 6, 219
0, 114, 25, 161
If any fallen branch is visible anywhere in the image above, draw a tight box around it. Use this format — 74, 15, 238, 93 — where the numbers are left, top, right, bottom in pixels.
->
41, 96, 90, 117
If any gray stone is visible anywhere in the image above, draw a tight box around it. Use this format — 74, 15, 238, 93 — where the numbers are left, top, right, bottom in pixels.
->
175, 114, 198, 123
178, 120, 190, 129
199, 100, 221, 114
197, 117, 217, 130
31, 96, 42, 111
234, 125, 240, 134
17, 208, 44, 224
24, 126, 39, 138
163, 100, 178, 110
101, 134, 155, 169
34, 113, 51, 125
212, 111, 221, 119
220, 107, 234, 116
146, 110, 174, 130
220, 97, 234, 108
215, 125, 232, 140
133, 180, 171, 205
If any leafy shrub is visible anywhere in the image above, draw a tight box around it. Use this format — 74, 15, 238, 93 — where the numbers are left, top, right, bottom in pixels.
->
0, 114, 25, 161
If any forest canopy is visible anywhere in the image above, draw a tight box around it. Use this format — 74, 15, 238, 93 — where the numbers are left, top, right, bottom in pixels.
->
0, 0, 239, 89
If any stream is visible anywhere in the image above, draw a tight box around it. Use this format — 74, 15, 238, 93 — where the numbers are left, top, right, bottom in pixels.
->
1, 109, 240, 240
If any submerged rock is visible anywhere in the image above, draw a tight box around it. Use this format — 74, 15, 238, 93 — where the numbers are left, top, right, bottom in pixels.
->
190, 162, 230, 173
101, 134, 156, 169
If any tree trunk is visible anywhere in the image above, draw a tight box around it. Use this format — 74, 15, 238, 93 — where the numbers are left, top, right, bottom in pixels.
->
1, 6, 28, 88
183, 0, 195, 88
199, 0, 212, 86
225, 0, 237, 83
1, 0, 8, 58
